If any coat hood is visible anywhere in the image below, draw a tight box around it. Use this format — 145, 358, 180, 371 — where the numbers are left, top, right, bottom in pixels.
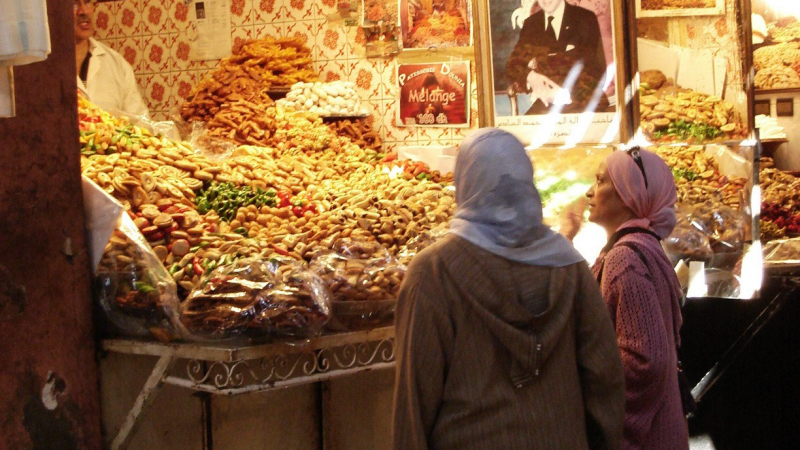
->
437, 234, 587, 387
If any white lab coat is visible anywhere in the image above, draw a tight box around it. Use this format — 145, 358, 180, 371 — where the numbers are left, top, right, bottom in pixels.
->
77, 38, 149, 118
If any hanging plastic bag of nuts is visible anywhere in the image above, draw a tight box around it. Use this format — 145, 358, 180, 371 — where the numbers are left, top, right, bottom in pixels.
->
663, 207, 714, 265
396, 223, 449, 266
310, 238, 405, 331
94, 213, 185, 342
179, 257, 332, 342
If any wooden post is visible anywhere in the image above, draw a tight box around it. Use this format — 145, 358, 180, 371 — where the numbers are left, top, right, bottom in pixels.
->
0, 1, 103, 449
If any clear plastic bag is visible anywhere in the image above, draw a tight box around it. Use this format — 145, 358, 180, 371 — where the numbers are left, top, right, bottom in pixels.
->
189, 121, 236, 160
180, 257, 332, 341
105, 106, 182, 141
763, 237, 800, 266
663, 208, 714, 264
397, 223, 448, 266
310, 238, 404, 330
94, 213, 184, 341
686, 202, 746, 252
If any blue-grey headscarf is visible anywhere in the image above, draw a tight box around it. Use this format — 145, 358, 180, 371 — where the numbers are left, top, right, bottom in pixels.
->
448, 128, 584, 267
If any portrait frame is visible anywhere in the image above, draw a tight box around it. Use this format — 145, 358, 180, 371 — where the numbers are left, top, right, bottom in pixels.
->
635, 0, 725, 19
475, 0, 627, 147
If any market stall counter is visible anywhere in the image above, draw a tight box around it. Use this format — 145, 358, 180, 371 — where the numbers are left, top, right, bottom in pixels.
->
102, 326, 395, 450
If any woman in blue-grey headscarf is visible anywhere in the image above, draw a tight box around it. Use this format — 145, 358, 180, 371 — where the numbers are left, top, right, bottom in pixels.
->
392, 128, 625, 450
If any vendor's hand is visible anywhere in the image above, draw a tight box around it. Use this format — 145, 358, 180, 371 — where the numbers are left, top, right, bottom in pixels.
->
525, 70, 570, 107
559, 198, 588, 242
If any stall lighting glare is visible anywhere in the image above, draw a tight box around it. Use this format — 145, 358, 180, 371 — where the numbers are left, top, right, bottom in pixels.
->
526, 110, 561, 149
630, 128, 652, 148
383, 165, 404, 179
563, 109, 597, 148
538, 175, 561, 191
763, 1, 800, 18
686, 261, 708, 298
750, 185, 761, 217
599, 112, 621, 145
571, 222, 606, 263
739, 242, 763, 299
740, 138, 758, 147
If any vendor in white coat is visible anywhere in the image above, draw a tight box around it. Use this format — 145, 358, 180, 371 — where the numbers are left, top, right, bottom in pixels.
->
74, 0, 149, 118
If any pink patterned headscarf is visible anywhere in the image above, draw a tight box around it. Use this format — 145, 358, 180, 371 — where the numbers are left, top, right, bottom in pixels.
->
606, 148, 677, 239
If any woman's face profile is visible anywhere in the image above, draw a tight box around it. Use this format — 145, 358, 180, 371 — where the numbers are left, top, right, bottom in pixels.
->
585, 161, 631, 230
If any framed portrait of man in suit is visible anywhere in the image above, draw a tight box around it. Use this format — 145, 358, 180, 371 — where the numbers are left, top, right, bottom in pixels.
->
475, 0, 624, 146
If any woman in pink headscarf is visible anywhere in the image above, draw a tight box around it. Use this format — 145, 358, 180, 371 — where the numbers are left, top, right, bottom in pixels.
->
583, 147, 689, 450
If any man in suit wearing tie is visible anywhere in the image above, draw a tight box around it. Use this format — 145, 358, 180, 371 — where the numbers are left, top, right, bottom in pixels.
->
506, 0, 609, 115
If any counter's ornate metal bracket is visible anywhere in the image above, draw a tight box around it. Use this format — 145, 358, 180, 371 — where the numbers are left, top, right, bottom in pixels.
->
102, 326, 396, 450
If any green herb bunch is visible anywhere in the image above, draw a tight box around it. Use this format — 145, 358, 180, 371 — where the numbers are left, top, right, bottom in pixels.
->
654, 120, 721, 141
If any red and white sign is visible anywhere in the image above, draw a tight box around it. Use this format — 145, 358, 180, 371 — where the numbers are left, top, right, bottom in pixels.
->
397, 62, 470, 127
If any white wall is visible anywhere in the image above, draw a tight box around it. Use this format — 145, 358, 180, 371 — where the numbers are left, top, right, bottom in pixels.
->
756, 92, 800, 171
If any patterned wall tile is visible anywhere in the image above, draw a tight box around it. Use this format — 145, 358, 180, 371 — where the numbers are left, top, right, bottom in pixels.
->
102, 38, 120, 52
376, 59, 395, 99
118, 36, 144, 73
316, 25, 347, 61
284, 21, 316, 49
116, 0, 143, 37
361, 99, 381, 121
231, 0, 255, 27
171, 34, 193, 71
93, 2, 117, 40
190, 56, 219, 72
142, 73, 173, 112
253, 23, 285, 40
141, 34, 172, 74
344, 26, 367, 61
313, 0, 339, 18
284, 0, 316, 22
348, 59, 382, 100
317, 60, 348, 83
170, 1, 192, 33
452, 126, 475, 140
172, 71, 197, 104
417, 128, 453, 146
253, 0, 285, 25
232, 26, 255, 53
193, 68, 217, 85
141, 0, 171, 35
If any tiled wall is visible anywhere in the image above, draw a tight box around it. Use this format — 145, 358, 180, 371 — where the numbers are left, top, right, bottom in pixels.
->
93, 0, 479, 151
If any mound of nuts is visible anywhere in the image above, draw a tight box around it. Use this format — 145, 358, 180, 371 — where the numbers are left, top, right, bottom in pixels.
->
639, 81, 743, 142
80, 91, 454, 306
761, 168, 800, 213
651, 145, 747, 210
